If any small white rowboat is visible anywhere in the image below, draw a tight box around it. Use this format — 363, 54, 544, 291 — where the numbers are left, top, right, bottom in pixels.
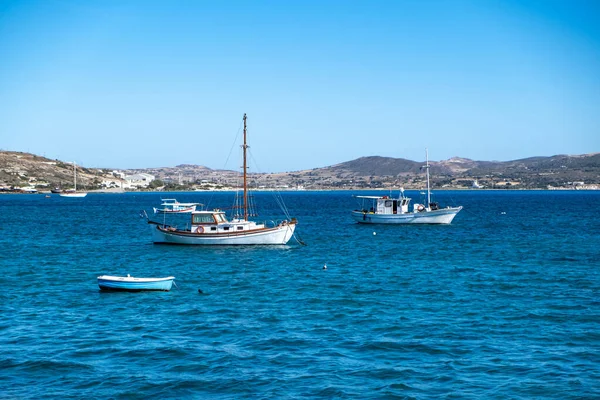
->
97, 275, 175, 292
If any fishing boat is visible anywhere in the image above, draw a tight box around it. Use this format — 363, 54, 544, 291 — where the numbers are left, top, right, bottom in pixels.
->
153, 199, 200, 214
60, 162, 87, 198
351, 150, 462, 224
146, 114, 298, 245
97, 275, 175, 292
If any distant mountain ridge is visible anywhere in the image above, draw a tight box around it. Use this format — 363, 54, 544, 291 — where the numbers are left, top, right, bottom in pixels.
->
1, 150, 598, 190
318, 153, 600, 178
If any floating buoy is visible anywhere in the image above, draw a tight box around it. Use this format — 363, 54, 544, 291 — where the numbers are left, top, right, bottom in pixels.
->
373, 232, 377, 236
323, 264, 327, 270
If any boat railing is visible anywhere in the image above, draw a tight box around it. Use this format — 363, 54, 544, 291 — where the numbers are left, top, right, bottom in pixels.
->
275, 219, 294, 227
264, 219, 291, 228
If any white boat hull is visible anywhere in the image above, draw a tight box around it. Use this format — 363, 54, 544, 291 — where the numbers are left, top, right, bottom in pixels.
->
60, 192, 87, 198
98, 275, 174, 291
151, 222, 296, 245
153, 206, 196, 214
351, 206, 462, 224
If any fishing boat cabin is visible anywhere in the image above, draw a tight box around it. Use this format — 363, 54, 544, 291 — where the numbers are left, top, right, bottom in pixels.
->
355, 195, 414, 214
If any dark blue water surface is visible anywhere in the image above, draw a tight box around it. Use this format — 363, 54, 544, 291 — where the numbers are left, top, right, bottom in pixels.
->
1, 190, 599, 399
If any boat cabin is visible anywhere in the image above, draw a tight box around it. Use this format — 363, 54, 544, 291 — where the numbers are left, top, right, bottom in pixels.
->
190, 210, 262, 234
356, 195, 411, 215
376, 196, 411, 214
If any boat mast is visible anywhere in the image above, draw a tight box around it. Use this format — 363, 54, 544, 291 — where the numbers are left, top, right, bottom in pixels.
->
425, 149, 431, 207
242, 114, 248, 221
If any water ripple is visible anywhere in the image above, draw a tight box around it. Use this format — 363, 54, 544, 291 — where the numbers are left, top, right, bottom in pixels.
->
0, 191, 599, 398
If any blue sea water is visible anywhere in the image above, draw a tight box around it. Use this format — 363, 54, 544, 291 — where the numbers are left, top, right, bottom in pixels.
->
0, 190, 599, 399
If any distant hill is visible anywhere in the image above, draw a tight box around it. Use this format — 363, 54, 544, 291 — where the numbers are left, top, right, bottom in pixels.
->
325, 156, 422, 176
1, 150, 598, 190
456, 153, 600, 188
274, 153, 600, 189
321, 154, 600, 177
0, 151, 110, 190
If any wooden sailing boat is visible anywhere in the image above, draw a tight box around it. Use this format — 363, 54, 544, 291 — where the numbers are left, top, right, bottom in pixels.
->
148, 114, 297, 245
60, 162, 87, 198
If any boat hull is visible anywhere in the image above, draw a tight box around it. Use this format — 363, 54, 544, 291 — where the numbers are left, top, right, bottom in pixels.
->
153, 206, 196, 214
151, 222, 296, 245
97, 275, 174, 292
60, 192, 87, 198
351, 206, 462, 224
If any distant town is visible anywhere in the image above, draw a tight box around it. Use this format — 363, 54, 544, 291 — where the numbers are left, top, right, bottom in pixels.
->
0, 150, 598, 193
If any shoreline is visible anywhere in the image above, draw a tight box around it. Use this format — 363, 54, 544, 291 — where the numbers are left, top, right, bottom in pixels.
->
2, 187, 598, 195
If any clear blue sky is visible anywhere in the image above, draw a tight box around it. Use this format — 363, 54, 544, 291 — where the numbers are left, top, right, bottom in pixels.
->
1, 0, 599, 172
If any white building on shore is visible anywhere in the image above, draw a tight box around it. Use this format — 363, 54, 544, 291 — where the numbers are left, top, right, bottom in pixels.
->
123, 173, 155, 189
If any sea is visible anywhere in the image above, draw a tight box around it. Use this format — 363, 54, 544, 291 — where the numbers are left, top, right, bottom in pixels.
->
0, 190, 599, 399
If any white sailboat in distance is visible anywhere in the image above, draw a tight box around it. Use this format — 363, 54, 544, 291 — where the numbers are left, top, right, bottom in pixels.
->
60, 162, 87, 198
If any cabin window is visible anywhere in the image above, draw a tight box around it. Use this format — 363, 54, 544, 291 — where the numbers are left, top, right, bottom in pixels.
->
210, 227, 217, 231
385, 200, 392, 207
215, 214, 226, 223
237, 226, 243, 230
193, 214, 215, 224
223, 226, 230, 231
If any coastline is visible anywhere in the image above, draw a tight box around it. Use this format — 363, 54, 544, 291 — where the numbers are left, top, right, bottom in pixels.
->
2, 187, 598, 195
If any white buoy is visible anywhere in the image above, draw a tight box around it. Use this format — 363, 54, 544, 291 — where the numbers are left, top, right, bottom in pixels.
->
323, 263, 327, 270
373, 232, 377, 236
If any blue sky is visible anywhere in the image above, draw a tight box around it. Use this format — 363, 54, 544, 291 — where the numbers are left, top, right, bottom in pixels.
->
1, 0, 599, 172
